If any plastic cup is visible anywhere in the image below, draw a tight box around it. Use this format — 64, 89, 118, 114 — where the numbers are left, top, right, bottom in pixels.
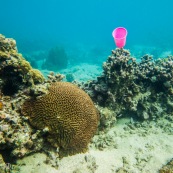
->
112, 27, 127, 48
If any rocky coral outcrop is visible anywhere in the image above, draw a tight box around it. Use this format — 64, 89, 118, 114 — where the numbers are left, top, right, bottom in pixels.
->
82, 48, 173, 120
0, 35, 66, 164
1, 34, 173, 172
0, 34, 48, 164
0, 34, 99, 162
0, 34, 45, 96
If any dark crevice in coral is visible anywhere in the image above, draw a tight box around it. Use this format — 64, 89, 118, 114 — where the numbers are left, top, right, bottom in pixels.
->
2, 78, 22, 96
0, 149, 16, 164
1, 66, 23, 96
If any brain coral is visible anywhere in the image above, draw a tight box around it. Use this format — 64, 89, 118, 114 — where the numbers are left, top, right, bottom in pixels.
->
22, 82, 99, 156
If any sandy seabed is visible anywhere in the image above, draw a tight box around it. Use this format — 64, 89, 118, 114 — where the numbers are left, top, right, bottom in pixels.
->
15, 117, 173, 173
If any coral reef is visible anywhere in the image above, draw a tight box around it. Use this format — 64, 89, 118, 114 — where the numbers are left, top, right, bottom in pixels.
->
0, 84, 46, 166
29, 69, 44, 84
0, 34, 97, 161
0, 34, 45, 96
96, 106, 116, 131
82, 48, 173, 120
42, 46, 68, 71
0, 154, 6, 173
159, 158, 173, 173
0, 34, 46, 158
0, 35, 64, 165
21, 82, 99, 157
1, 34, 173, 172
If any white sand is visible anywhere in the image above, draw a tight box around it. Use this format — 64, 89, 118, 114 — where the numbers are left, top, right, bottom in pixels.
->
15, 117, 173, 173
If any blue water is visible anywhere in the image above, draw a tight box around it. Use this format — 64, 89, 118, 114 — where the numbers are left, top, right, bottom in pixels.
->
1, 0, 173, 62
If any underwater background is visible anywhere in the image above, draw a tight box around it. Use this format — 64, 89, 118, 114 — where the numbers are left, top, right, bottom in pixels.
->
1, 1, 173, 172
1, 0, 173, 66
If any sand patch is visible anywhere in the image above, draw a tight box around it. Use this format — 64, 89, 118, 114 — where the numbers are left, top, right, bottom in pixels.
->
15, 117, 173, 173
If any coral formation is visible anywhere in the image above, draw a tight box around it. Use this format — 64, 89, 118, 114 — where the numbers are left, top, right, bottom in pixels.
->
42, 46, 68, 71
96, 106, 116, 131
82, 48, 173, 120
29, 69, 44, 84
159, 158, 173, 173
0, 154, 6, 173
0, 89, 46, 162
0, 101, 3, 111
1, 34, 173, 172
21, 82, 99, 156
0, 34, 45, 96
0, 35, 48, 163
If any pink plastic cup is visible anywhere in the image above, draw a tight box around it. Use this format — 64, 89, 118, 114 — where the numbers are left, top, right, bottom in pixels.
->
112, 27, 127, 48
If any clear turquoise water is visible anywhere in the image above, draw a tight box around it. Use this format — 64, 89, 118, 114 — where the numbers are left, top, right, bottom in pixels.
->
1, 0, 173, 60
